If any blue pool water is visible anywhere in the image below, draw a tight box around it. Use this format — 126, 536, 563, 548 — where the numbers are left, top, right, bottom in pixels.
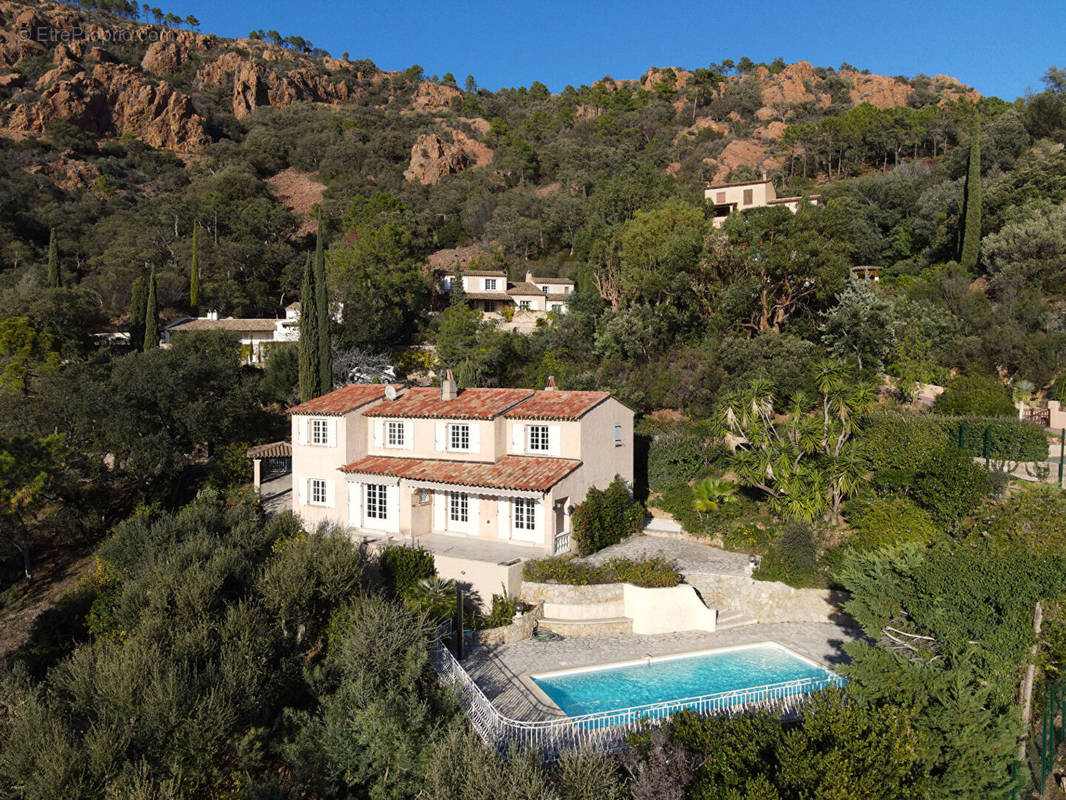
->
532, 643, 837, 717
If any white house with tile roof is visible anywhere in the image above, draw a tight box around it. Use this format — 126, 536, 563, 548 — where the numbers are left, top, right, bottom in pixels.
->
287, 374, 633, 558
440, 269, 575, 323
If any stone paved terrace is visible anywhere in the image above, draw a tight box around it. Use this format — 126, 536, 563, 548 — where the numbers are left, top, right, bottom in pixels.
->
584, 533, 753, 577
462, 619, 864, 720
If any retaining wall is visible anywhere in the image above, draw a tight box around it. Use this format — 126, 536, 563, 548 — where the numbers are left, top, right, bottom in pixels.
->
521, 581, 717, 634
474, 603, 543, 647
687, 573, 847, 624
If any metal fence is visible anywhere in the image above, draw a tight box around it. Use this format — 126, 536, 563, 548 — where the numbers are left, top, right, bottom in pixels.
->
1011, 678, 1066, 799
430, 636, 844, 757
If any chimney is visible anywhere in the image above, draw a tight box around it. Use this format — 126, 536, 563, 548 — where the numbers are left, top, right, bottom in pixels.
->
545, 376, 558, 391
206, 310, 218, 321
525, 270, 534, 284
440, 369, 458, 401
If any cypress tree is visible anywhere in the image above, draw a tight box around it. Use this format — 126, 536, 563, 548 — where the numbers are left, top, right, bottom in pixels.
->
958, 132, 982, 272
190, 223, 200, 314
47, 228, 60, 288
143, 267, 159, 350
314, 215, 332, 395
449, 264, 467, 306
129, 276, 146, 351
298, 253, 320, 402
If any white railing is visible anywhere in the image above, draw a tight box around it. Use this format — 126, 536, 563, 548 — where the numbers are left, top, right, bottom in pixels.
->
430, 636, 843, 757
552, 531, 571, 555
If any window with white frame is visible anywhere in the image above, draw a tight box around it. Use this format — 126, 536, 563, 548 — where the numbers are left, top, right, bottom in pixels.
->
449, 423, 470, 451
365, 483, 387, 519
484, 278, 497, 291
540, 285, 549, 293
449, 492, 469, 523
614, 423, 623, 446
528, 424, 550, 452
309, 478, 328, 505
310, 418, 329, 445
386, 421, 405, 448
518, 300, 531, 310
514, 497, 536, 531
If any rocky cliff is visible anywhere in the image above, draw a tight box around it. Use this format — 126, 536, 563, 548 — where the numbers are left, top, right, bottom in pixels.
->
0, 0, 982, 181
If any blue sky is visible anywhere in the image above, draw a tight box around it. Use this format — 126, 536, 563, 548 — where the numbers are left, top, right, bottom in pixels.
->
177, 1, 1061, 100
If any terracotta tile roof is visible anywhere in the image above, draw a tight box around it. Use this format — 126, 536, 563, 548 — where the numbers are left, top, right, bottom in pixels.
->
705, 178, 773, 189
507, 282, 545, 296
461, 269, 508, 277
287, 384, 401, 416
363, 387, 534, 419
340, 455, 581, 491
531, 277, 574, 285
463, 291, 511, 301
246, 441, 292, 459
768, 195, 822, 204
545, 293, 572, 302
167, 317, 279, 332
504, 390, 610, 421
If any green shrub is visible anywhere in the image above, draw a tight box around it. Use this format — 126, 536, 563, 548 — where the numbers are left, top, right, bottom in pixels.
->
379, 545, 436, 597
206, 440, 253, 490
845, 496, 937, 551
912, 445, 989, 526
754, 521, 824, 588
647, 428, 716, 492
522, 556, 681, 588
482, 592, 531, 629
970, 485, 1066, 553
933, 374, 1016, 417
571, 476, 644, 555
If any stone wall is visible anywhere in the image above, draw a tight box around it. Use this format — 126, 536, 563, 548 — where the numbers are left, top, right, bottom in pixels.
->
521, 581, 717, 634
474, 603, 543, 647
688, 573, 847, 624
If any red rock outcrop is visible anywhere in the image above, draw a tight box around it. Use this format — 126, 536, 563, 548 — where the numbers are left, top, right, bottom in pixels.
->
760, 61, 828, 107
25, 149, 101, 191
412, 81, 461, 112
844, 72, 913, 108
403, 128, 493, 184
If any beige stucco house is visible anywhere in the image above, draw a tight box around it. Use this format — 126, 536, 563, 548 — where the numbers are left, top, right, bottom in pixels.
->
440, 269, 574, 323
704, 178, 821, 227
288, 376, 633, 559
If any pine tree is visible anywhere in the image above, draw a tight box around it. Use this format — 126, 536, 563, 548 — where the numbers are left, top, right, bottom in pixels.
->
47, 228, 60, 288
298, 253, 320, 402
143, 267, 159, 350
958, 132, 982, 272
129, 276, 146, 351
190, 223, 200, 314
314, 215, 332, 395
449, 264, 467, 306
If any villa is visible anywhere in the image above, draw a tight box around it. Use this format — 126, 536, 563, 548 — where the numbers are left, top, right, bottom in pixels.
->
163, 303, 300, 364
704, 178, 821, 227
440, 269, 575, 332
288, 374, 633, 560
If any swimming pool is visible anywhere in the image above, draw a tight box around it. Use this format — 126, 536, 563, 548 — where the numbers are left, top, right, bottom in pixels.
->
531, 642, 841, 718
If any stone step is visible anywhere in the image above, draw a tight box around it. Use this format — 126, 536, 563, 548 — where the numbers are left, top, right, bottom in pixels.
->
538, 617, 634, 637
715, 609, 758, 630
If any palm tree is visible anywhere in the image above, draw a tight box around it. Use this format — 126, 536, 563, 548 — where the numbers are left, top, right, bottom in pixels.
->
692, 477, 739, 519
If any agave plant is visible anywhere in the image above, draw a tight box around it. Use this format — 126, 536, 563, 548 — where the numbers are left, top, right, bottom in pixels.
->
692, 477, 739, 519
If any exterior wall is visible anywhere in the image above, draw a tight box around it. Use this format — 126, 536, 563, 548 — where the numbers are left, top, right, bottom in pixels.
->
704, 180, 776, 211
291, 410, 372, 529
433, 551, 526, 609
366, 417, 500, 462
511, 292, 547, 312
578, 397, 635, 488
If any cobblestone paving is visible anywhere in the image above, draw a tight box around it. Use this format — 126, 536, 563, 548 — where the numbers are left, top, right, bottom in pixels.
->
463, 620, 864, 720
583, 534, 753, 577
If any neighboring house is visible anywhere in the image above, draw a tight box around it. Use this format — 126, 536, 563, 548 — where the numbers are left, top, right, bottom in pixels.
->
163, 304, 300, 364
439, 269, 575, 326
288, 374, 634, 557
704, 178, 821, 227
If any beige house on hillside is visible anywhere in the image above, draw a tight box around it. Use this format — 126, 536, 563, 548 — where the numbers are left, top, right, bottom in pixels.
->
440, 269, 574, 328
163, 304, 301, 364
704, 178, 821, 227
288, 375, 633, 559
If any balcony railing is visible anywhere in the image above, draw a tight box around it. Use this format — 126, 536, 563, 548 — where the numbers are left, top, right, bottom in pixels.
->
552, 531, 570, 555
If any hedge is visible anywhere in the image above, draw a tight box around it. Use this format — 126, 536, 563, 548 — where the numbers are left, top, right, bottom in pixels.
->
522, 556, 682, 588
379, 545, 436, 597
864, 411, 1046, 467
571, 475, 644, 555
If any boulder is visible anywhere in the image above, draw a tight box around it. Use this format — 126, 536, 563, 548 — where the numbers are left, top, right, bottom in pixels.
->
403, 128, 493, 184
